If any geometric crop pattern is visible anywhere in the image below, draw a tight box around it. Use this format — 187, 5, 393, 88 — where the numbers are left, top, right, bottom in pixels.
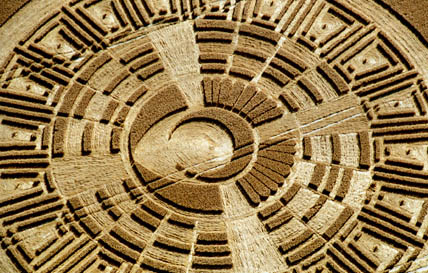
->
1, 0, 428, 272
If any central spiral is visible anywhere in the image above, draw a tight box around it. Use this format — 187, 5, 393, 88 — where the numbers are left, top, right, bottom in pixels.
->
132, 102, 257, 183
170, 121, 234, 175
126, 77, 295, 214
135, 119, 235, 180
168, 107, 256, 182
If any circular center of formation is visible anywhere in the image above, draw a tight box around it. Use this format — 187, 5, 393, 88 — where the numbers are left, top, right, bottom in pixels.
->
134, 117, 236, 180
169, 107, 256, 182
128, 83, 259, 184
168, 121, 234, 176
126, 78, 296, 215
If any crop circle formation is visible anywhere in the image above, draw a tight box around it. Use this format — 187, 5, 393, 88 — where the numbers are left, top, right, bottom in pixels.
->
1, 0, 428, 272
